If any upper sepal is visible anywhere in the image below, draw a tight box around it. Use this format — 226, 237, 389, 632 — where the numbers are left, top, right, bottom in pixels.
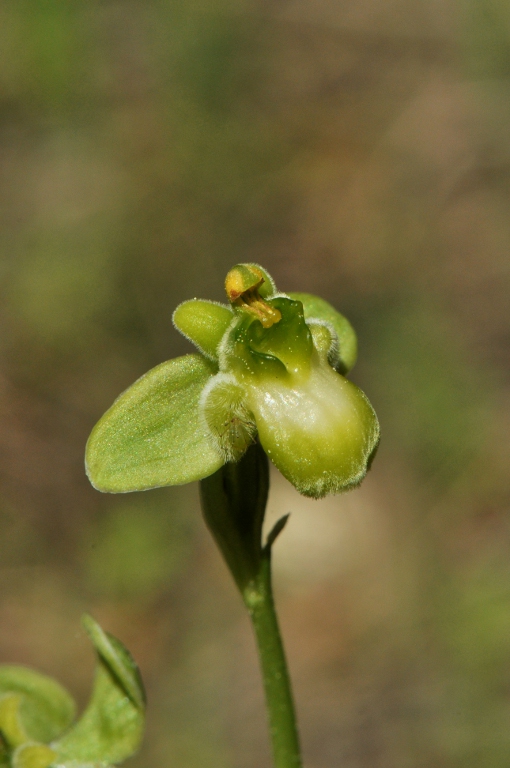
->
85, 354, 223, 492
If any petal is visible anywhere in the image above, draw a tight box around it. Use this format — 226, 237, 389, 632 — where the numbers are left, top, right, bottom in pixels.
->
172, 300, 233, 360
86, 354, 223, 492
288, 292, 357, 373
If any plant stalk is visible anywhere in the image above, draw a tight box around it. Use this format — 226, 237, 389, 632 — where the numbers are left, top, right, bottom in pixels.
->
243, 554, 302, 768
200, 444, 302, 768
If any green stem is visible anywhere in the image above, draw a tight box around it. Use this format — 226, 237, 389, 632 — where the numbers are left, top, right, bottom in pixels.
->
199, 444, 302, 768
243, 554, 302, 768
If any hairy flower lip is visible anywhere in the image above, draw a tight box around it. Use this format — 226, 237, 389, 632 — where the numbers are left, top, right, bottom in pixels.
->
241, 351, 379, 498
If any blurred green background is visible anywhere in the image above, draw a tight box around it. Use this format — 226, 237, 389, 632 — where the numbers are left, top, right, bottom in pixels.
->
0, 1, 509, 766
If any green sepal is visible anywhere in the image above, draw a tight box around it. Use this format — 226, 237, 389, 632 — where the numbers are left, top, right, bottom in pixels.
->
289, 293, 357, 373
200, 442, 269, 593
12, 743, 56, 768
172, 300, 233, 360
53, 615, 145, 766
85, 354, 224, 492
0, 667, 76, 746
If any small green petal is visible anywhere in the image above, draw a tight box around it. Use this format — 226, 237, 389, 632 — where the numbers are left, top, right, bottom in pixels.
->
0, 667, 76, 745
308, 322, 335, 361
86, 354, 224, 492
173, 300, 233, 360
289, 293, 357, 373
53, 616, 144, 766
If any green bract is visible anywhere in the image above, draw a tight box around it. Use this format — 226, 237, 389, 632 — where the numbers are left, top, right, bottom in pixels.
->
0, 616, 145, 768
86, 264, 379, 499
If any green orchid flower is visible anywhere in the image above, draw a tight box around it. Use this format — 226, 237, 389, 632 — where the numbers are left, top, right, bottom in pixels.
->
0, 615, 145, 768
86, 264, 379, 499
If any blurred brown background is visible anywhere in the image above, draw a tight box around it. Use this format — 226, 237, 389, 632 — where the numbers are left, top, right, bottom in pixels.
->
0, 1, 509, 766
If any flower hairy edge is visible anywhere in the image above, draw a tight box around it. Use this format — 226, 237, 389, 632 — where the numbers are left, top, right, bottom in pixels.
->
200, 373, 257, 463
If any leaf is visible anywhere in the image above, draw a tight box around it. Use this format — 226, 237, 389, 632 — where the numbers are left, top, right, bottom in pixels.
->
80, 616, 144, 711
53, 616, 145, 766
288, 292, 357, 373
0, 667, 76, 745
85, 354, 224, 492
264, 514, 290, 553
